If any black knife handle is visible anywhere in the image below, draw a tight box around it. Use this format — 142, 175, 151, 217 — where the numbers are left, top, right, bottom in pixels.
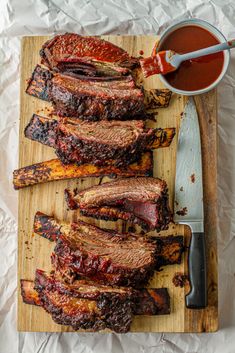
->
185, 232, 207, 309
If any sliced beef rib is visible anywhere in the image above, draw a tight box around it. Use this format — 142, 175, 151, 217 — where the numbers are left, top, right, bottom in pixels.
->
65, 177, 171, 231
24, 114, 157, 166
33, 212, 156, 287
33, 212, 183, 284
21, 271, 170, 316
21, 270, 170, 332
54, 118, 155, 166
35, 269, 133, 332
48, 73, 145, 120
40, 33, 139, 76
26, 65, 172, 120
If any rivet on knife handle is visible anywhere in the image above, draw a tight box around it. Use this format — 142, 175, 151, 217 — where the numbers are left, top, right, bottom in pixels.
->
185, 231, 207, 309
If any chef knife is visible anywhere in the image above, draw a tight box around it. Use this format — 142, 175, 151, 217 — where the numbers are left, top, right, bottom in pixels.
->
174, 97, 207, 309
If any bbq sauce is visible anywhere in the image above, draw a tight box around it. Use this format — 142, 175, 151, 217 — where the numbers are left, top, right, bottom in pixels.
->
159, 25, 224, 91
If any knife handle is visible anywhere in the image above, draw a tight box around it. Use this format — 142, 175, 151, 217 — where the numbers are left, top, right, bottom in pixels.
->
185, 232, 207, 309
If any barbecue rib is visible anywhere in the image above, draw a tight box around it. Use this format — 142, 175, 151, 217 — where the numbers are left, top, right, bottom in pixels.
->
40, 33, 139, 75
21, 270, 170, 332
65, 177, 171, 231
13, 152, 153, 190
36, 269, 133, 332
48, 73, 145, 120
24, 114, 175, 166
26, 65, 172, 116
21, 273, 170, 316
34, 212, 183, 279
25, 115, 154, 166
33, 212, 156, 287
26, 65, 144, 120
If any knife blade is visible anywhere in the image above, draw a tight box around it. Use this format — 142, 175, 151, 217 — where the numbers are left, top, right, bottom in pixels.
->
174, 97, 207, 309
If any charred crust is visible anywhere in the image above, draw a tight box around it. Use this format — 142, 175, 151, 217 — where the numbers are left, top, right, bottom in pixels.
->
34, 212, 62, 241
26, 65, 53, 101
97, 293, 133, 333
133, 287, 170, 315
144, 89, 172, 112
20, 279, 41, 306
24, 114, 58, 147
64, 189, 79, 210
34, 269, 133, 332
154, 235, 184, 269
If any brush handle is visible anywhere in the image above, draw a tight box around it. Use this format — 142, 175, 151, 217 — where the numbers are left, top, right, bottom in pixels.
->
180, 39, 235, 62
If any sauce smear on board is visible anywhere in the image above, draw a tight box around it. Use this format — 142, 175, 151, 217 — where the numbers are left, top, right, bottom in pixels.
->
159, 25, 224, 91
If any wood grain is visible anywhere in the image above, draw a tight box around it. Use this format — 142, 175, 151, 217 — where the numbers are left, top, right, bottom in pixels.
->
17, 36, 218, 332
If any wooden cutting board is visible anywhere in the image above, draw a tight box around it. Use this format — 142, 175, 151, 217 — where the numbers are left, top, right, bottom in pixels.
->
17, 35, 218, 332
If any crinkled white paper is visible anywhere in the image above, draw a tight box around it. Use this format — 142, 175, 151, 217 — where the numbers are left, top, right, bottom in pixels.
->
1, 1, 235, 352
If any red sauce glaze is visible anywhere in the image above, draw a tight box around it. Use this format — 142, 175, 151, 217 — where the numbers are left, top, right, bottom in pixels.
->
159, 25, 224, 91
157, 51, 176, 74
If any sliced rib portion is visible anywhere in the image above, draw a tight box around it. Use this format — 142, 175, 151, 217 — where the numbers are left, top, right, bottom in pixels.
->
65, 177, 171, 231
26, 66, 172, 115
24, 114, 175, 153
12, 153, 153, 190
21, 271, 170, 332
24, 114, 175, 166
40, 33, 139, 75
48, 73, 144, 120
25, 66, 144, 121
55, 119, 170, 165
25, 115, 155, 164
35, 269, 133, 332
21, 274, 170, 316
47, 118, 154, 166
33, 212, 156, 287
33, 212, 183, 272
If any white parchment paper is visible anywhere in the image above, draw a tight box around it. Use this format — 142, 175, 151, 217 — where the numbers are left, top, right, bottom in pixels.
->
1, 1, 235, 352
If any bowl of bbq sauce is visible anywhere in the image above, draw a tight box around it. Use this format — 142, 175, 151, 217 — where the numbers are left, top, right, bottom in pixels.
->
157, 19, 230, 95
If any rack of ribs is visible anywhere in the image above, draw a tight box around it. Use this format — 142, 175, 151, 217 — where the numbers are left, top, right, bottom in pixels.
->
65, 177, 171, 231
21, 270, 170, 333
